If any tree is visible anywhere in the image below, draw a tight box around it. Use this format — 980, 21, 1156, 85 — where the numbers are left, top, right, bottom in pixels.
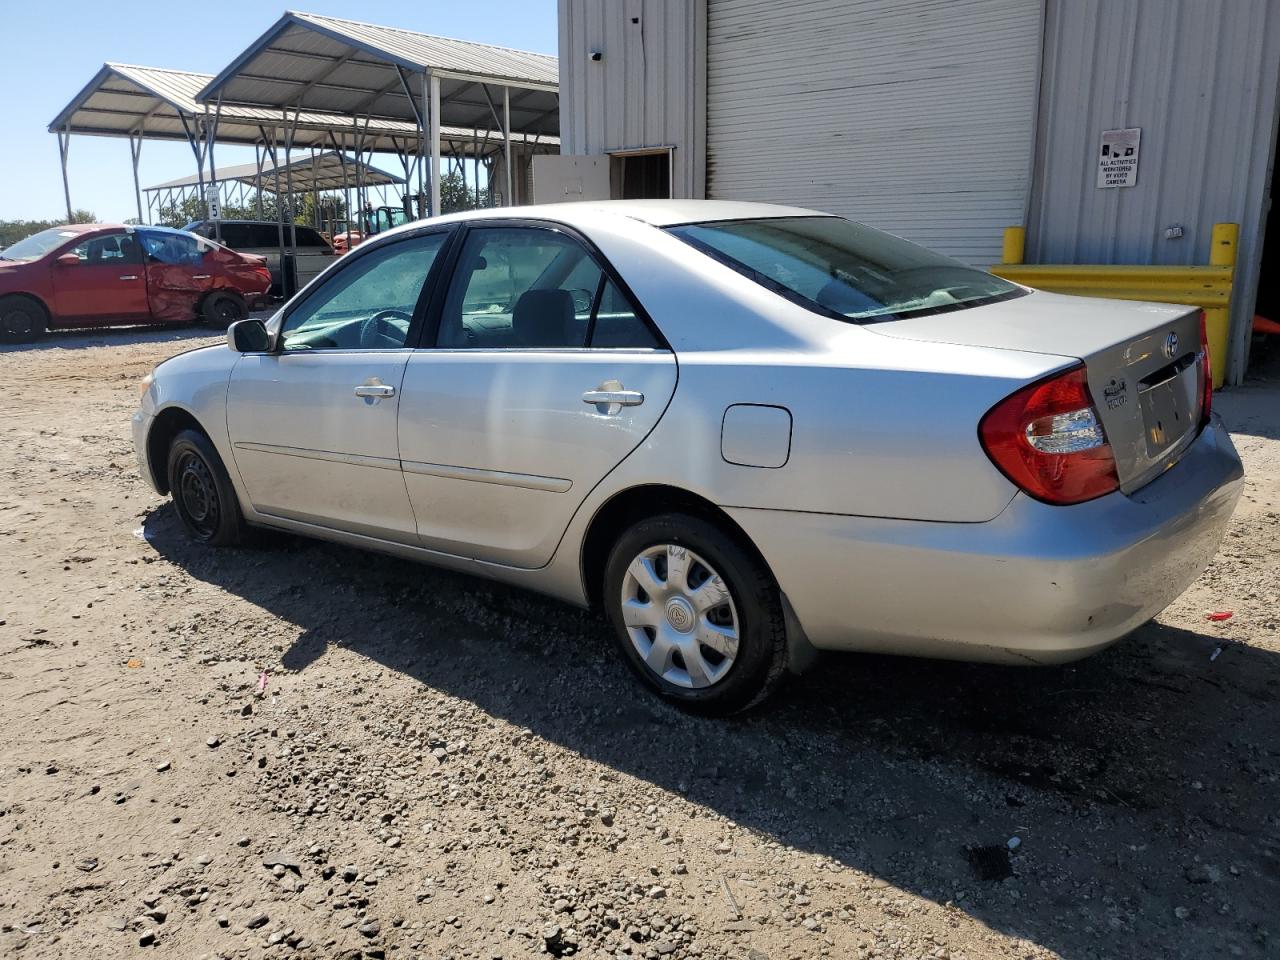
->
440, 171, 488, 214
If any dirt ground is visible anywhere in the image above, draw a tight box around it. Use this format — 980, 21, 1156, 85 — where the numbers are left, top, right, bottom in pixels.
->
0, 326, 1277, 960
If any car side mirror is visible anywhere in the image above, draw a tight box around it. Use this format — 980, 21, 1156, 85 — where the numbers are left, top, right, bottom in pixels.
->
56, 253, 80, 267
227, 318, 271, 353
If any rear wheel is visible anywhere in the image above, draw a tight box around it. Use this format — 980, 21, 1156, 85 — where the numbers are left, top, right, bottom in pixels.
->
603, 513, 787, 715
201, 291, 248, 328
166, 429, 247, 546
0, 295, 47, 344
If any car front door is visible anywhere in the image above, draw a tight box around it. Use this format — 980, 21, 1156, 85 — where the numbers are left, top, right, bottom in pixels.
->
398, 222, 677, 568
225, 229, 452, 543
52, 231, 149, 320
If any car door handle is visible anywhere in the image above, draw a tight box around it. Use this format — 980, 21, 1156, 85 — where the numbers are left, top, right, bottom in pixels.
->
354, 384, 396, 398
191, 274, 211, 280
118, 275, 139, 281
582, 389, 644, 406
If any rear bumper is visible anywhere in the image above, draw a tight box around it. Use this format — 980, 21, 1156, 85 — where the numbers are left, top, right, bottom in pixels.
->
727, 416, 1244, 664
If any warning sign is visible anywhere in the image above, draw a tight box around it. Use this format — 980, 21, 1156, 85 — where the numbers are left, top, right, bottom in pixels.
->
1097, 128, 1140, 189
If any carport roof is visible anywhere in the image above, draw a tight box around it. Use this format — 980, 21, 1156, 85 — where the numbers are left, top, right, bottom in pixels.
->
49, 62, 554, 153
197, 11, 559, 137
143, 151, 404, 194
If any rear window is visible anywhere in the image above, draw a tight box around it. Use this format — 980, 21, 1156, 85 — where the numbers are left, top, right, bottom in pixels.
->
667, 216, 1025, 323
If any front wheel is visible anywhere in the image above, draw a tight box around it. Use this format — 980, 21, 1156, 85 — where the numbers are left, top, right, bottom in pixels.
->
0, 295, 47, 344
603, 513, 787, 715
166, 429, 247, 546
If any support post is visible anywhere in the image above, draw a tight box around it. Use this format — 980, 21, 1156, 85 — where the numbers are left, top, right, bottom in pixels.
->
429, 72, 441, 218
127, 135, 144, 224
206, 96, 223, 243
502, 86, 513, 206
57, 130, 73, 222
1206, 222, 1239, 389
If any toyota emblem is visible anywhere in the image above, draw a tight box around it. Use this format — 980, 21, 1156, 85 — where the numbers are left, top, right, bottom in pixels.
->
1162, 331, 1179, 359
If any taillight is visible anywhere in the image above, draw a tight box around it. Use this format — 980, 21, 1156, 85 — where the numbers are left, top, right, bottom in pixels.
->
979, 364, 1119, 505
1197, 310, 1212, 426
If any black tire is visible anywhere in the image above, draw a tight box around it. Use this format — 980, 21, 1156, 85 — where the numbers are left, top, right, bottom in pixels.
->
603, 512, 787, 715
0, 294, 47, 344
166, 428, 247, 546
201, 291, 248, 328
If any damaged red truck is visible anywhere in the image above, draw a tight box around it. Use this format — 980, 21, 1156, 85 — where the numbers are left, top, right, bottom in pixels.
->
0, 224, 272, 343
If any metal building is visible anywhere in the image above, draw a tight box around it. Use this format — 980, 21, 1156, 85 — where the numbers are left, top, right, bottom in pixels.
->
553, 0, 1280, 384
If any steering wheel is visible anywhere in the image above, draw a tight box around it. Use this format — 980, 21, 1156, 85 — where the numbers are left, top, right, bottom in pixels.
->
359, 309, 412, 347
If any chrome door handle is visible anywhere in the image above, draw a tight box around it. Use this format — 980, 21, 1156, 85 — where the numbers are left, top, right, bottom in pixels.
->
118, 275, 139, 281
354, 384, 396, 398
582, 390, 644, 406
582, 380, 644, 415
192, 274, 211, 280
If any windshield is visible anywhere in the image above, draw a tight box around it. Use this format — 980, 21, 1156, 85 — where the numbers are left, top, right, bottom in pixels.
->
667, 216, 1024, 323
0, 227, 82, 262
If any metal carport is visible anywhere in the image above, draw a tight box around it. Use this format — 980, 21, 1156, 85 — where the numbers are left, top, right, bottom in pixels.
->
196, 11, 559, 217
143, 151, 405, 227
49, 61, 551, 225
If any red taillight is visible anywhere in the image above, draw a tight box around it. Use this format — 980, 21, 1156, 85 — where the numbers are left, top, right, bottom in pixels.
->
1197, 309, 1212, 425
979, 364, 1119, 506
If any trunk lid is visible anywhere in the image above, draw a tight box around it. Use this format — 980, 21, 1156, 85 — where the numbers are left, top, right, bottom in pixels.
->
866, 290, 1206, 492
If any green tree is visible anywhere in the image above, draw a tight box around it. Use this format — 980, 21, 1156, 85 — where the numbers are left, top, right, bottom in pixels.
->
440, 171, 488, 214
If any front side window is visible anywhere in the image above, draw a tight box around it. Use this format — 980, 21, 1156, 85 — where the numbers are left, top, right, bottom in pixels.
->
436, 227, 659, 349
280, 233, 446, 351
668, 216, 1025, 323
139, 230, 204, 266
71, 232, 143, 264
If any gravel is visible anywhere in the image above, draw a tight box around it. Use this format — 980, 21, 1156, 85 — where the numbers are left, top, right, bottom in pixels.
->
0, 328, 1277, 960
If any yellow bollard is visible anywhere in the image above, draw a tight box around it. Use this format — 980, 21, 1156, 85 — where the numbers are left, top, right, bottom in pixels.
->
1002, 226, 1026, 266
1205, 223, 1237, 389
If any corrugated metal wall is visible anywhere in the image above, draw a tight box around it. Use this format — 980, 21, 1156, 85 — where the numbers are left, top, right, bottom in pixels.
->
705, 0, 1043, 265
1029, 0, 1280, 383
558, 0, 706, 198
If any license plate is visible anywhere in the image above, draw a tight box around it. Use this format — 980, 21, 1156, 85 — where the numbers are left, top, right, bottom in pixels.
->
1139, 361, 1199, 458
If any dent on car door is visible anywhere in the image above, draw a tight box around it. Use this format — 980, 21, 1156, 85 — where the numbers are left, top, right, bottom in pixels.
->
225, 230, 450, 543
139, 231, 212, 321
398, 223, 677, 568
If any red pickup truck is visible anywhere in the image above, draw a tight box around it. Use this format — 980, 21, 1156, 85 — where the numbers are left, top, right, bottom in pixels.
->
0, 223, 272, 343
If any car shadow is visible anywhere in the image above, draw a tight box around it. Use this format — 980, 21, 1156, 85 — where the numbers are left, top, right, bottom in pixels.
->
143, 504, 1280, 960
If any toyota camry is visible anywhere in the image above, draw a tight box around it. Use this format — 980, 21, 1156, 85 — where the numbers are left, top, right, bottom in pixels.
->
131, 201, 1244, 713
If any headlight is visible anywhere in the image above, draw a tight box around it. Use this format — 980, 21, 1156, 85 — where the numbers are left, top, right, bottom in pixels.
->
139, 372, 154, 400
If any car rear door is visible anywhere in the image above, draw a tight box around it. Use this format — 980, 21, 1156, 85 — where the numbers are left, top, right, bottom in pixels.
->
139, 230, 215, 321
52, 231, 149, 320
225, 228, 452, 543
397, 221, 677, 568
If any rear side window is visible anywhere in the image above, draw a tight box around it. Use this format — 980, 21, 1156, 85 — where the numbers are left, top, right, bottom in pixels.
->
140, 231, 204, 265
667, 216, 1025, 323
218, 224, 251, 248
435, 227, 661, 350
295, 227, 330, 249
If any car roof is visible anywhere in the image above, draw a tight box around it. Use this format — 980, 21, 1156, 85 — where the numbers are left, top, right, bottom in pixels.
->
425, 199, 831, 230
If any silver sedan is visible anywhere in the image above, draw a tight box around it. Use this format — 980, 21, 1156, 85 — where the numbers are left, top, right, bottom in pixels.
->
132, 201, 1244, 713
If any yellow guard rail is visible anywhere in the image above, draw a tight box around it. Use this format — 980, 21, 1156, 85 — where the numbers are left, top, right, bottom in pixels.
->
992, 223, 1237, 388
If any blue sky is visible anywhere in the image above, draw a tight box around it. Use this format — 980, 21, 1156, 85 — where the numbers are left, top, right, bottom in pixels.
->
0, 0, 557, 222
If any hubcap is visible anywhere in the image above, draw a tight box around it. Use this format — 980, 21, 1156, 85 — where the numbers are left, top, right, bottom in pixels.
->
3, 309, 33, 336
176, 451, 219, 538
620, 543, 740, 689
